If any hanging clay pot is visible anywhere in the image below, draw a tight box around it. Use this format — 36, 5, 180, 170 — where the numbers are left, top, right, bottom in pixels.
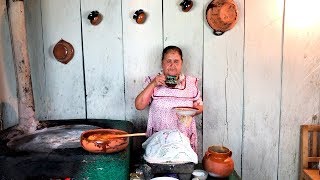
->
88, 10, 103, 26
206, 0, 239, 36
202, 145, 234, 177
133, 9, 146, 24
52, 39, 74, 64
180, 0, 193, 12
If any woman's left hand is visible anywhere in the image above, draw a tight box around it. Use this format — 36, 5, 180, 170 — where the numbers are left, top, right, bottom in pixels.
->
193, 102, 203, 116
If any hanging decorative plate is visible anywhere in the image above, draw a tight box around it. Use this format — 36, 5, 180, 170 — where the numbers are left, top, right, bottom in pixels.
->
206, 0, 239, 36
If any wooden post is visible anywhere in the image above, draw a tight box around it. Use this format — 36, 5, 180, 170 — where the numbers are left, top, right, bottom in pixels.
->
7, 0, 38, 133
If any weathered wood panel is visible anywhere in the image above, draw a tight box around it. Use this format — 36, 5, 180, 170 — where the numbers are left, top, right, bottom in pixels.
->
203, 0, 244, 174
163, 0, 204, 158
163, 0, 203, 78
0, 0, 18, 128
242, 0, 283, 179
122, 0, 163, 125
81, 0, 125, 120
40, 0, 86, 119
279, 2, 320, 179
25, 0, 45, 120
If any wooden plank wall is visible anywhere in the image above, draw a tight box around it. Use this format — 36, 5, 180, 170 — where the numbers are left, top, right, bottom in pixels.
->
242, 0, 283, 179
38, 0, 86, 119
81, 0, 125, 120
0, 0, 319, 179
0, 0, 18, 129
203, 0, 244, 174
279, 1, 320, 179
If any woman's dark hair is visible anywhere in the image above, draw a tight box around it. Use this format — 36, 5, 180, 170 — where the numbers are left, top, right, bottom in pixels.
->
161, 45, 183, 61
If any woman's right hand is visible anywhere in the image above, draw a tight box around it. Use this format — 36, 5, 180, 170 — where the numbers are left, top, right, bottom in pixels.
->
152, 74, 166, 87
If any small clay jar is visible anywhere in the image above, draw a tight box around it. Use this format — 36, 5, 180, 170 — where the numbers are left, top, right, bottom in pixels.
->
52, 39, 74, 64
180, 0, 193, 12
88, 11, 103, 25
202, 145, 234, 177
133, 9, 146, 24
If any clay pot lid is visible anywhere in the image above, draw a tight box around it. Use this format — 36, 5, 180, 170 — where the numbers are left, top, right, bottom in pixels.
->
53, 39, 74, 64
206, 0, 238, 36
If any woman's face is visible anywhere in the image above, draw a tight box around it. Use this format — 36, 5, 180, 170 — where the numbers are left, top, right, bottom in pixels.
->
162, 50, 183, 76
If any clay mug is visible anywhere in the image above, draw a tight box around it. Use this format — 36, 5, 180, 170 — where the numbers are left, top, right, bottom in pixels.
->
180, 0, 193, 12
133, 9, 146, 24
165, 75, 178, 87
202, 145, 234, 177
88, 10, 103, 25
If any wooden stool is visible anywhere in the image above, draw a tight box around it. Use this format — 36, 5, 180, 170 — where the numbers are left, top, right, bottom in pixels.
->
300, 125, 320, 180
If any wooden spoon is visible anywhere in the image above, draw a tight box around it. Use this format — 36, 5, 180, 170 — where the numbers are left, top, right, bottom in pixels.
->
104, 132, 146, 139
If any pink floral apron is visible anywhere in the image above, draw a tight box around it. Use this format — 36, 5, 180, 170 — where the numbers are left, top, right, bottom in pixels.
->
144, 74, 202, 153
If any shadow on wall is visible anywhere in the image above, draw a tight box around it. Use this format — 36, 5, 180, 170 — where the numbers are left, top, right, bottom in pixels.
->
0, 6, 19, 130
0, 102, 18, 130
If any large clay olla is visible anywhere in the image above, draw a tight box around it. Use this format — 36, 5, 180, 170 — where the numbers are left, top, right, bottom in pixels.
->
202, 145, 234, 177
80, 129, 129, 153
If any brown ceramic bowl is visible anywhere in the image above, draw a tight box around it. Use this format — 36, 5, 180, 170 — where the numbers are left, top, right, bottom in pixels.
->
53, 39, 74, 64
80, 129, 129, 153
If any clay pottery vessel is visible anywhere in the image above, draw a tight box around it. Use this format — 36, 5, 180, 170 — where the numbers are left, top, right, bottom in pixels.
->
180, 0, 193, 12
88, 10, 103, 26
165, 75, 178, 88
80, 129, 129, 153
53, 39, 74, 64
133, 9, 146, 24
202, 145, 234, 177
206, 0, 238, 36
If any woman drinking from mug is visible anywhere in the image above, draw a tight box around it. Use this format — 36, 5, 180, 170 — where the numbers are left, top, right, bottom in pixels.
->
135, 45, 203, 153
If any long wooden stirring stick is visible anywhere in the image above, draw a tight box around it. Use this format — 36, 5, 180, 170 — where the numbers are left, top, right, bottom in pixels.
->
106, 132, 146, 138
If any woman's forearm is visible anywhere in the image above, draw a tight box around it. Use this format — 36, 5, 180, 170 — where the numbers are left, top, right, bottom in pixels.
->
135, 81, 156, 110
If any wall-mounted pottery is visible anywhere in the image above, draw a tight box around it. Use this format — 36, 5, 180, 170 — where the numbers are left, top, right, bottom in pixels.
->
206, 0, 238, 36
88, 10, 103, 26
133, 9, 146, 24
180, 0, 193, 12
52, 39, 74, 64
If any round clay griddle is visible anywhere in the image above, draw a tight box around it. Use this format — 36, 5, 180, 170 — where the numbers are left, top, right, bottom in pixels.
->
206, 0, 239, 36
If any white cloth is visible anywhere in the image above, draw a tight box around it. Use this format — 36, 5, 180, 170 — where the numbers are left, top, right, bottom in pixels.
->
142, 129, 198, 164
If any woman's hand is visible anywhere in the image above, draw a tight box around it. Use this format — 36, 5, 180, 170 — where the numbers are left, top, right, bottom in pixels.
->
135, 74, 165, 110
193, 102, 203, 116
151, 74, 166, 87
